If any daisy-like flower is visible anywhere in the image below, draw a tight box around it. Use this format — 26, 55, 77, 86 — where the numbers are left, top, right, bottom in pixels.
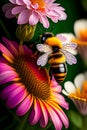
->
0, 37, 69, 130
73, 19, 87, 65
2, 0, 67, 28
62, 72, 87, 116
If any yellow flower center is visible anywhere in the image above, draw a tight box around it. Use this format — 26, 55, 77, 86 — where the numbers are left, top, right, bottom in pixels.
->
81, 80, 87, 99
79, 30, 87, 41
69, 80, 87, 101
30, 0, 46, 11
12, 55, 51, 100
72, 29, 87, 46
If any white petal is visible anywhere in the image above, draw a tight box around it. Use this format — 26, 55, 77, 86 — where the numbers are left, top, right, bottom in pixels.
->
74, 19, 87, 38
74, 74, 85, 89
62, 89, 69, 96
64, 81, 76, 94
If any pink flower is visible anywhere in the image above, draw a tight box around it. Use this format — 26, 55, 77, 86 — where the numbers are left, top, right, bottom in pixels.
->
2, 0, 67, 28
0, 37, 69, 130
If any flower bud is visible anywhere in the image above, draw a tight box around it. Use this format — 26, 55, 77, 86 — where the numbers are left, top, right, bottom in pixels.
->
16, 24, 36, 42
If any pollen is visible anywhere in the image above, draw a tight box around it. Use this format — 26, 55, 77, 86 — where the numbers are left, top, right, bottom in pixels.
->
79, 29, 87, 41
12, 55, 51, 100
81, 80, 87, 99
30, 0, 46, 11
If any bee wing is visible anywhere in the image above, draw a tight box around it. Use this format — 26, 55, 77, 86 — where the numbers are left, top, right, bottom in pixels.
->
62, 42, 77, 55
61, 50, 77, 65
56, 34, 67, 42
62, 42, 77, 50
37, 53, 49, 67
36, 44, 52, 53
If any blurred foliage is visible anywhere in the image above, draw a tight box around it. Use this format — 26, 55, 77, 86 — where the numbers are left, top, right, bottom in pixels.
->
80, 0, 87, 12
0, 0, 87, 130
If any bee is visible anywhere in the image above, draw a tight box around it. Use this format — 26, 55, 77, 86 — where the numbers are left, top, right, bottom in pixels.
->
36, 32, 77, 83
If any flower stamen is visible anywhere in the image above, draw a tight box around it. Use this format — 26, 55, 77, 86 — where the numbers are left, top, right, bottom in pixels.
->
30, 0, 46, 11
79, 30, 87, 41
12, 55, 51, 100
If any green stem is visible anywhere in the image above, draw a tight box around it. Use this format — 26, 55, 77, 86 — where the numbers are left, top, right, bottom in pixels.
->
80, 116, 87, 130
0, 19, 11, 38
20, 40, 23, 45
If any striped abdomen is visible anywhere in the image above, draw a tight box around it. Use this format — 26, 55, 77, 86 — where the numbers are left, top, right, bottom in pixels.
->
48, 52, 67, 83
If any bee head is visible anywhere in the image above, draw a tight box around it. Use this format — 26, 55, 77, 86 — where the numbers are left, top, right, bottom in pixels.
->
40, 32, 53, 44
45, 36, 63, 49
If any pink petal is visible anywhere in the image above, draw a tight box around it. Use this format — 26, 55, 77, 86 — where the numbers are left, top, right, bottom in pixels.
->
0, 57, 7, 63
40, 15, 49, 28
23, 45, 33, 55
16, 95, 33, 116
12, 6, 26, 15
56, 109, 69, 129
0, 71, 18, 84
23, 0, 31, 5
53, 93, 69, 109
46, 0, 55, 4
47, 10, 60, 17
5, 8, 15, 18
0, 83, 19, 100
30, 3, 38, 9
2, 37, 18, 56
11, 41, 19, 49
50, 76, 62, 92
0, 43, 14, 61
6, 85, 27, 108
50, 16, 59, 23
58, 11, 67, 20
29, 12, 39, 25
29, 99, 41, 125
48, 101, 69, 129
2, 3, 14, 12
47, 106, 62, 130
2, 37, 19, 50
16, 0, 24, 5
9, 0, 16, 4
17, 10, 29, 24
0, 63, 15, 73
39, 101, 48, 128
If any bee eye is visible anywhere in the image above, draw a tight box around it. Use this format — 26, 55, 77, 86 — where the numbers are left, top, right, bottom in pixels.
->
41, 32, 53, 44
53, 46, 59, 53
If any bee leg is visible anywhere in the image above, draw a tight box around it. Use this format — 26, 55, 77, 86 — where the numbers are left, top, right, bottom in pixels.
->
31, 51, 39, 58
49, 69, 52, 80
38, 66, 41, 70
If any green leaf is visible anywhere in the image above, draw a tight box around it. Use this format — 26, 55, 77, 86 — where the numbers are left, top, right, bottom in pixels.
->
68, 110, 83, 128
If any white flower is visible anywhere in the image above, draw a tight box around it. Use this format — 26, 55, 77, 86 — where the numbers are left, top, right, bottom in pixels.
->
62, 72, 87, 115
